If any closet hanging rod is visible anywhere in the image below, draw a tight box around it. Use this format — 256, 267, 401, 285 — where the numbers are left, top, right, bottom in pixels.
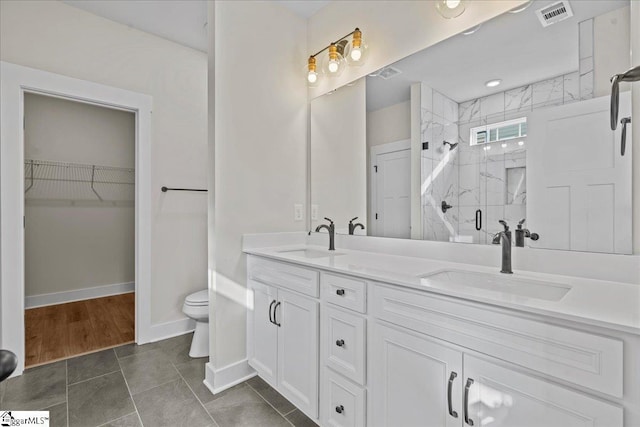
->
161, 186, 207, 193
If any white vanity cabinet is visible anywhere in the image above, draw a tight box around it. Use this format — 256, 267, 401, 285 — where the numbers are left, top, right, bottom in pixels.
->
246, 254, 631, 427
247, 257, 320, 419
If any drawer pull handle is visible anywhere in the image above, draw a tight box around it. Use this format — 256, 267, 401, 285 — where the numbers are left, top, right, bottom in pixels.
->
335, 339, 345, 347
336, 289, 345, 296
335, 405, 344, 414
448, 371, 458, 419
464, 378, 474, 426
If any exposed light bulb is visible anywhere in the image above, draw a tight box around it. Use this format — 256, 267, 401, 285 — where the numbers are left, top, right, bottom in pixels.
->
445, 0, 461, 8
328, 60, 339, 73
307, 71, 318, 83
350, 48, 362, 61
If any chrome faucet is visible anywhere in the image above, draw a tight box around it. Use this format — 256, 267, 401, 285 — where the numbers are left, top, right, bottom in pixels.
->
492, 220, 513, 274
514, 218, 539, 247
315, 217, 335, 251
348, 217, 365, 235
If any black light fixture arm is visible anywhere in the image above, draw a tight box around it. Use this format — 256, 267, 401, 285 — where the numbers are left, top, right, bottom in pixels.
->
161, 186, 207, 192
310, 28, 360, 58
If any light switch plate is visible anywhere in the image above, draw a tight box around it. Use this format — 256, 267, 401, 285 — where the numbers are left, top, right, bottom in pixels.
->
294, 204, 303, 221
311, 205, 319, 220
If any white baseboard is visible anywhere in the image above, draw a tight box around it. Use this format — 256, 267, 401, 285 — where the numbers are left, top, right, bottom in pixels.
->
204, 359, 256, 395
25, 281, 135, 308
147, 317, 196, 343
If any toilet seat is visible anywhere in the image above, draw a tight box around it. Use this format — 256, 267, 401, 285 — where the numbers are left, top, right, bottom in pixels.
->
185, 290, 208, 306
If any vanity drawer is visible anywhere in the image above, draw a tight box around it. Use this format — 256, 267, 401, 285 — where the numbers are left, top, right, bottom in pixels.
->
248, 255, 319, 297
372, 284, 624, 398
322, 306, 366, 385
322, 272, 367, 313
323, 368, 366, 427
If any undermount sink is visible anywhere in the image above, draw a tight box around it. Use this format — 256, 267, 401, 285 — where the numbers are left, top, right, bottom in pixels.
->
278, 248, 345, 259
418, 270, 572, 301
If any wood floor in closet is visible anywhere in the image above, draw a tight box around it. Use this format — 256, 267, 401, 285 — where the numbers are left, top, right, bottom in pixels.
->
24, 292, 135, 368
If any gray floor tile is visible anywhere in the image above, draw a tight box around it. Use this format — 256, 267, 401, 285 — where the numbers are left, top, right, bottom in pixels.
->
100, 412, 141, 427
204, 384, 290, 427
114, 342, 159, 359
44, 402, 68, 427
68, 371, 135, 427
1, 361, 66, 410
156, 333, 195, 365
67, 349, 120, 385
118, 349, 179, 395
174, 358, 214, 404
286, 409, 317, 427
246, 376, 295, 416
133, 378, 213, 427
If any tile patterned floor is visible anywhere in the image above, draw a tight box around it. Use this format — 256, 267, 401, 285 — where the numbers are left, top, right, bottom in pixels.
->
0, 333, 316, 427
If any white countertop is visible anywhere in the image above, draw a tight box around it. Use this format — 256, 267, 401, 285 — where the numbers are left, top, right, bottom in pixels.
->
245, 244, 640, 335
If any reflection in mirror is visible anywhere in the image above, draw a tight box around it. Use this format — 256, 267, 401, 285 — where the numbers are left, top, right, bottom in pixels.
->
327, 0, 631, 254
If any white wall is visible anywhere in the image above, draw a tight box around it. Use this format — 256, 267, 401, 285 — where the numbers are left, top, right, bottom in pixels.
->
366, 100, 411, 148
632, 1, 640, 253
311, 79, 367, 233
307, 0, 528, 97
593, 6, 631, 98
1, 0, 207, 325
211, 0, 307, 370
24, 93, 135, 297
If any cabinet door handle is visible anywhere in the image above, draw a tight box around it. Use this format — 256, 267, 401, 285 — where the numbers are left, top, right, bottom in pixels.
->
335, 405, 344, 414
475, 209, 482, 231
335, 339, 345, 347
464, 378, 474, 426
273, 301, 281, 327
448, 371, 458, 419
621, 117, 630, 156
336, 289, 345, 296
268, 300, 276, 325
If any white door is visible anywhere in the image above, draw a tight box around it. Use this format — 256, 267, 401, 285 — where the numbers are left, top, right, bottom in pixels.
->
371, 324, 463, 427
463, 355, 622, 427
527, 93, 632, 253
247, 280, 278, 386
277, 289, 319, 418
375, 149, 411, 238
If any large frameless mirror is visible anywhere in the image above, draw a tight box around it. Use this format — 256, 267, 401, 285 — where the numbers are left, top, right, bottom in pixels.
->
310, 0, 633, 254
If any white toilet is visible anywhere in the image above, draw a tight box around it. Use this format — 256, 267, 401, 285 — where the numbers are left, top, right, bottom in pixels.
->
182, 290, 209, 358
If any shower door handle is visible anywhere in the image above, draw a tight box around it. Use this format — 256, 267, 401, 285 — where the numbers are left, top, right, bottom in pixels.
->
475, 209, 482, 231
620, 117, 630, 156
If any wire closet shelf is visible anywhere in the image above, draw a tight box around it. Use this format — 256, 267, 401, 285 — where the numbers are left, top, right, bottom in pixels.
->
24, 159, 135, 202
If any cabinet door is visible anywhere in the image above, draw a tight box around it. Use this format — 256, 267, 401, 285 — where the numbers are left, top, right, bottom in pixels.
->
276, 289, 319, 418
463, 355, 623, 427
247, 280, 278, 386
371, 323, 463, 427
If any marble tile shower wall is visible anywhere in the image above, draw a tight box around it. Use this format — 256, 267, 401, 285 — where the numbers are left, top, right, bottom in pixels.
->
421, 70, 586, 244
420, 84, 460, 242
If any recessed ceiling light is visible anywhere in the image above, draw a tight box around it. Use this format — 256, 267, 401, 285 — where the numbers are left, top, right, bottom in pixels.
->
485, 79, 502, 88
462, 24, 481, 35
509, 0, 533, 14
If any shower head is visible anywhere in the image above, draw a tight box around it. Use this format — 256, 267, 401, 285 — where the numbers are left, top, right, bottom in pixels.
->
443, 141, 459, 150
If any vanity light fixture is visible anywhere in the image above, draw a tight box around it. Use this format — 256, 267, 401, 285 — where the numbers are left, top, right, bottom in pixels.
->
485, 79, 502, 88
307, 56, 318, 85
306, 28, 368, 86
436, 0, 466, 19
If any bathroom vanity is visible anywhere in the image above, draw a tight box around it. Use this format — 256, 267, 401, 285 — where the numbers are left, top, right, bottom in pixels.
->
245, 244, 639, 427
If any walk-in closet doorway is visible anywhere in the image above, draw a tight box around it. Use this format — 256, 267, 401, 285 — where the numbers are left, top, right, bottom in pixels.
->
0, 62, 153, 376
23, 93, 136, 367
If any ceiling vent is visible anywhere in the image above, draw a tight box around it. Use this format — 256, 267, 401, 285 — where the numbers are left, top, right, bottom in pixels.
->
535, 1, 573, 27
375, 66, 402, 80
